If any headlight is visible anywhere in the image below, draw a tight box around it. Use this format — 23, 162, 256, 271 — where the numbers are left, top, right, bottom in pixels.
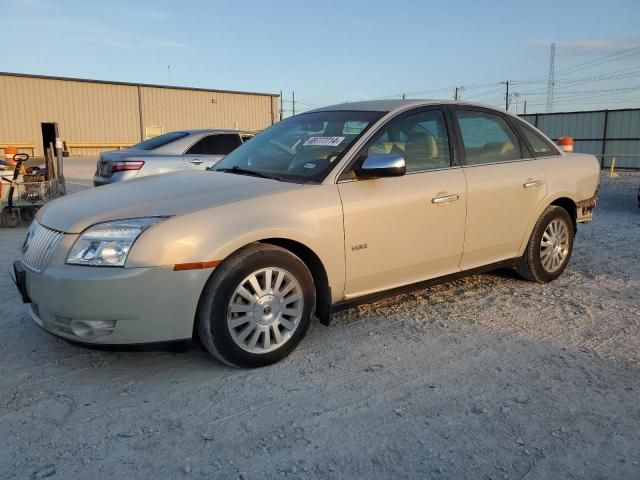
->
66, 217, 168, 267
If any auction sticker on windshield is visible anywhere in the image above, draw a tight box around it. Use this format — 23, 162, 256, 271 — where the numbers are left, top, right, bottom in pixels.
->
303, 136, 345, 147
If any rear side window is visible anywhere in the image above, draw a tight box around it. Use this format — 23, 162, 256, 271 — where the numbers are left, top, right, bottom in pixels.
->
518, 122, 559, 157
187, 134, 243, 155
455, 111, 522, 165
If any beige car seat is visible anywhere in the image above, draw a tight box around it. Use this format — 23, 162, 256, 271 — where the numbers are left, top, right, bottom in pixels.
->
404, 131, 446, 171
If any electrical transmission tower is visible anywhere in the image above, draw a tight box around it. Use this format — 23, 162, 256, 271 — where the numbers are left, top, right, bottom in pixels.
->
545, 43, 556, 112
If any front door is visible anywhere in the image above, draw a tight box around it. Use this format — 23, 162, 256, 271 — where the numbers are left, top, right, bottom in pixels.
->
338, 108, 467, 299
451, 108, 547, 269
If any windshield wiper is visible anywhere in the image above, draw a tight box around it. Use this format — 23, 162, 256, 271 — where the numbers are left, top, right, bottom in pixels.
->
214, 166, 281, 181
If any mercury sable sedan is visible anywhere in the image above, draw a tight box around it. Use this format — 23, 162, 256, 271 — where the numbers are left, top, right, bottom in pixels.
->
13, 100, 599, 367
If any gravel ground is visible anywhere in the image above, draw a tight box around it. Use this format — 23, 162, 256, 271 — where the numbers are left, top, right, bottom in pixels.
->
0, 168, 639, 480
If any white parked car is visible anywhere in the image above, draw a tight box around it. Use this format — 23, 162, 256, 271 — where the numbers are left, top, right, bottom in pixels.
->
93, 129, 254, 186
14, 100, 599, 367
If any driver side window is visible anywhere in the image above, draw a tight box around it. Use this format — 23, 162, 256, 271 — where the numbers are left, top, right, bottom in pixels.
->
366, 110, 451, 172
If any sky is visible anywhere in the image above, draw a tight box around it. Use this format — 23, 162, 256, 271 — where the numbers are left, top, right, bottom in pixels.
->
1, 0, 639, 114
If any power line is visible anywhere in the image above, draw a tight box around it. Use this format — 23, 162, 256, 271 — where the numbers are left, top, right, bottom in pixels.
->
513, 45, 640, 85
286, 44, 640, 115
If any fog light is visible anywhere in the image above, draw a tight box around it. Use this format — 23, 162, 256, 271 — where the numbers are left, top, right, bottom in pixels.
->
70, 320, 116, 338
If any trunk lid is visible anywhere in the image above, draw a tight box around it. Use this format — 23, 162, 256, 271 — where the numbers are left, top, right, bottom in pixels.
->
96, 149, 150, 178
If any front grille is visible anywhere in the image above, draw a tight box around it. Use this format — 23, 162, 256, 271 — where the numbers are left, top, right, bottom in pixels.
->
21, 220, 63, 272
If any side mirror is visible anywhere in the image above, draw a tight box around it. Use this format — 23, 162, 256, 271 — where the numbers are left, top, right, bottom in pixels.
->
355, 154, 406, 179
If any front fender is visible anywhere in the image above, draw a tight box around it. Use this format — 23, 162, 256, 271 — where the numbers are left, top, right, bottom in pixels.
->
127, 184, 346, 302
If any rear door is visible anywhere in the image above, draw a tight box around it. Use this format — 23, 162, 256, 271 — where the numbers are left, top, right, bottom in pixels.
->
183, 134, 243, 170
451, 107, 547, 269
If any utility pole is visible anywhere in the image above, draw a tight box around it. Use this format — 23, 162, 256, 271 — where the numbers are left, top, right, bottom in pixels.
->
500, 81, 510, 110
523, 99, 527, 115
292, 90, 295, 116
512, 92, 520, 114
402, 93, 406, 99
454, 86, 464, 101
279, 90, 283, 121
454, 87, 459, 100
546, 43, 556, 112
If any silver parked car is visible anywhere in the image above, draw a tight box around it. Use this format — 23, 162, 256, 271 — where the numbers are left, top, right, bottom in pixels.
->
93, 129, 254, 186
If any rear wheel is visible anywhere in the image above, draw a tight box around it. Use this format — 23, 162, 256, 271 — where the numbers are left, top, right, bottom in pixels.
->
196, 244, 315, 368
516, 206, 574, 283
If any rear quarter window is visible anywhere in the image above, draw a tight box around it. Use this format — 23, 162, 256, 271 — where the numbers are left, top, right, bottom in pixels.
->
518, 122, 560, 157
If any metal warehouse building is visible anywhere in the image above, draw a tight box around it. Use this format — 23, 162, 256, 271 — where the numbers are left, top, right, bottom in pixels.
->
0, 72, 280, 157
521, 108, 640, 169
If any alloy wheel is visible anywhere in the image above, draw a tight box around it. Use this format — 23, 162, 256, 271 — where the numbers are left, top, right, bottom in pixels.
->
540, 218, 570, 273
227, 267, 304, 354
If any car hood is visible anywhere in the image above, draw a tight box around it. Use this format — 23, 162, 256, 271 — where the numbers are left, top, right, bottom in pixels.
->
37, 170, 303, 233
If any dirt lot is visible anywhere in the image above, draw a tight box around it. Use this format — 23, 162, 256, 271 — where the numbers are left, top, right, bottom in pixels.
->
1, 163, 639, 480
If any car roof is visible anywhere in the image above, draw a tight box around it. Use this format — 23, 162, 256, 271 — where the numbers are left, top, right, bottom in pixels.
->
183, 128, 255, 135
307, 99, 514, 116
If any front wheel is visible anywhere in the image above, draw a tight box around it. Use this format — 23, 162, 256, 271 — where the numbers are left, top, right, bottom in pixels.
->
196, 244, 315, 368
0, 207, 20, 228
516, 206, 574, 283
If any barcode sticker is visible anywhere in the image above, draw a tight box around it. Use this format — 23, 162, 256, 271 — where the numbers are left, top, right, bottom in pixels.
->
303, 136, 345, 147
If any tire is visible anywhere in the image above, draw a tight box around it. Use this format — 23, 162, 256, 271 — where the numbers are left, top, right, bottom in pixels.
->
21, 207, 37, 223
516, 205, 574, 283
1, 207, 20, 228
196, 243, 315, 368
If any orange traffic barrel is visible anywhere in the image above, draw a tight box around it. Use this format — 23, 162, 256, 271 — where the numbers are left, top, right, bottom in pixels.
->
556, 136, 574, 153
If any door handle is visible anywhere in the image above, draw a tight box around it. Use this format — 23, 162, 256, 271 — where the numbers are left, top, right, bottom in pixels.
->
431, 193, 460, 204
523, 179, 544, 188
189, 159, 203, 165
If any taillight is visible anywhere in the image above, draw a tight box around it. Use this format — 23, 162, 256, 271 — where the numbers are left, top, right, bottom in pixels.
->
111, 161, 145, 173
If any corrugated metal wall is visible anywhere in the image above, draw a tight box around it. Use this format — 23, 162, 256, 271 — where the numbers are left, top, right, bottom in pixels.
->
0, 73, 279, 157
521, 109, 640, 168
140, 86, 274, 133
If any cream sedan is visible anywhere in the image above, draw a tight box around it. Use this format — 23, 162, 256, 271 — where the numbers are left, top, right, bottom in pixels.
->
12, 100, 599, 367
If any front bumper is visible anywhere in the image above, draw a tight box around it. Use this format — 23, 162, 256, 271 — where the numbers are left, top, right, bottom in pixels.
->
12, 259, 213, 345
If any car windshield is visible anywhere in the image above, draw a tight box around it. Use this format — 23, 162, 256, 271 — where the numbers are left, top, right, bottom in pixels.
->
213, 111, 384, 182
131, 131, 189, 150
